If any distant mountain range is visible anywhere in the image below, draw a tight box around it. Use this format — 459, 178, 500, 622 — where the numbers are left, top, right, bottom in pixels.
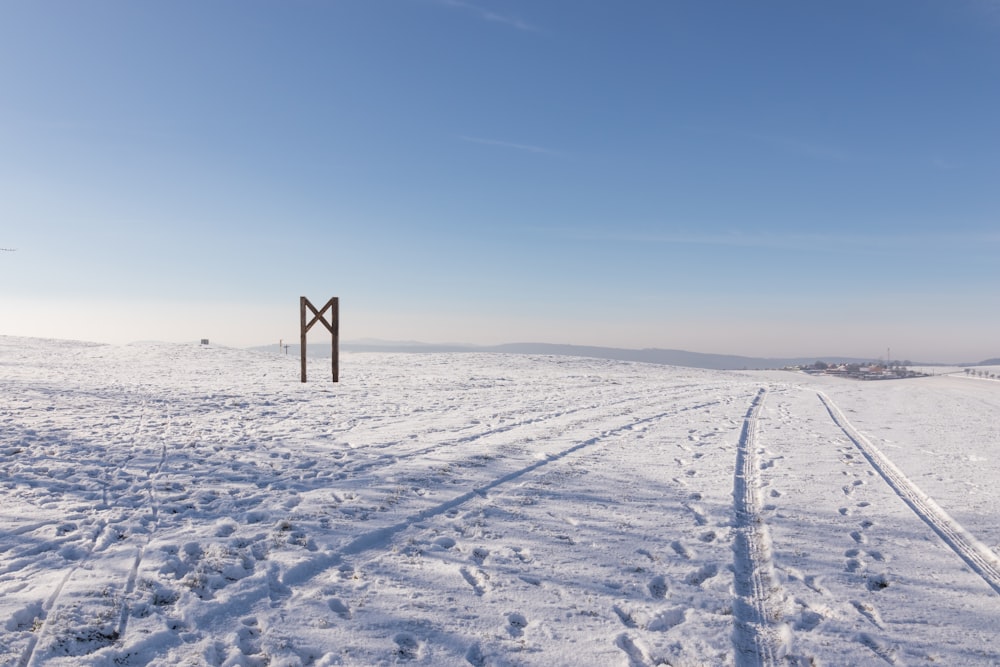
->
255, 340, 897, 371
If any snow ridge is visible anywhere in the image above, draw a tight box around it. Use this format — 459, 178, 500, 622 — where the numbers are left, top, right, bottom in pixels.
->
818, 391, 1000, 596
731, 388, 788, 666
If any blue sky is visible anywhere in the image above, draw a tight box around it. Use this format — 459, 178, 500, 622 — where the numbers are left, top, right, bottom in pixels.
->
2, 1, 998, 362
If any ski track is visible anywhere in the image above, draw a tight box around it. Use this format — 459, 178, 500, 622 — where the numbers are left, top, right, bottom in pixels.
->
335, 383, 721, 477
731, 388, 787, 667
259, 391, 726, 591
818, 390, 1000, 596
331, 390, 674, 478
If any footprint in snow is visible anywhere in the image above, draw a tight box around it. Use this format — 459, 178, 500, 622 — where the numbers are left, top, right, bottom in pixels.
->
7, 601, 43, 632
852, 601, 885, 629
613, 604, 637, 628
245, 509, 268, 524
804, 574, 827, 595
394, 633, 422, 661
460, 566, 490, 596
866, 573, 891, 591
857, 632, 898, 664
648, 575, 668, 599
685, 563, 719, 587
466, 642, 486, 667
670, 540, 693, 560
512, 546, 532, 563
433, 536, 456, 550
328, 598, 351, 619
794, 608, 825, 632
506, 612, 528, 637
615, 633, 653, 666
214, 520, 237, 537
236, 617, 262, 656
56, 522, 77, 536
683, 502, 708, 526
647, 607, 687, 632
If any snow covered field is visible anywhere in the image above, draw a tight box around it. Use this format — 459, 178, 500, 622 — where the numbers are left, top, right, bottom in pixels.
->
2, 336, 999, 666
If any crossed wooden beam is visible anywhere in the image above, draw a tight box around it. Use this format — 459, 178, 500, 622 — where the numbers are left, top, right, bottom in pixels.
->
300, 296, 339, 382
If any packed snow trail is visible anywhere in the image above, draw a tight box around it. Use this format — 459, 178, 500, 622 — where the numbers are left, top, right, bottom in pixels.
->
818, 390, 1000, 596
731, 388, 787, 666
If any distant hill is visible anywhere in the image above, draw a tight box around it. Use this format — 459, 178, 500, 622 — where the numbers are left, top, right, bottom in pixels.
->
253, 340, 879, 371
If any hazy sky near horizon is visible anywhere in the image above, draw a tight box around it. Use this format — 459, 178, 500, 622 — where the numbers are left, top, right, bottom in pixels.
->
2, 1, 999, 362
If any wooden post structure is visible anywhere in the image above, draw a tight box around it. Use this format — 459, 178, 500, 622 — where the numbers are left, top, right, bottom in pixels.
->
300, 296, 339, 383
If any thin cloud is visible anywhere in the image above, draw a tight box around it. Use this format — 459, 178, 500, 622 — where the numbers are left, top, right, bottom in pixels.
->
460, 135, 559, 155
437, 0, 539, 32
534, 227, 1000, 250
541, 228, 807, 249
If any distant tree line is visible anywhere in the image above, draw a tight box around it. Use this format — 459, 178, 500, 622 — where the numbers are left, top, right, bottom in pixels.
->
811, 360, 911, 371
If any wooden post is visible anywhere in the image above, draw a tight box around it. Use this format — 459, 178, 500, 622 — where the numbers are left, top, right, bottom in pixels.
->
300, 296, 339, 383
300, 298, 308, 382
331, 297, 340, 383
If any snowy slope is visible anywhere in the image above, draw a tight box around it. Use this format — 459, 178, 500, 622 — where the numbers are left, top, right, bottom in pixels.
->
1, 337, 998, 666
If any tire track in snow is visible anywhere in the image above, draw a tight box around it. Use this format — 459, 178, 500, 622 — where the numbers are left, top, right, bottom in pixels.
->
818, 391, 1000, 596
731, 387, 787, 667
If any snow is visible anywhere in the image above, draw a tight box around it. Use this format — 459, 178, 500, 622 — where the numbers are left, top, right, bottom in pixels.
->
2, 335, 999, 666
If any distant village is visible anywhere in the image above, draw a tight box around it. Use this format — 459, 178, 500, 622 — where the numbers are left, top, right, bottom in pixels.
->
791, 361, 928, 380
